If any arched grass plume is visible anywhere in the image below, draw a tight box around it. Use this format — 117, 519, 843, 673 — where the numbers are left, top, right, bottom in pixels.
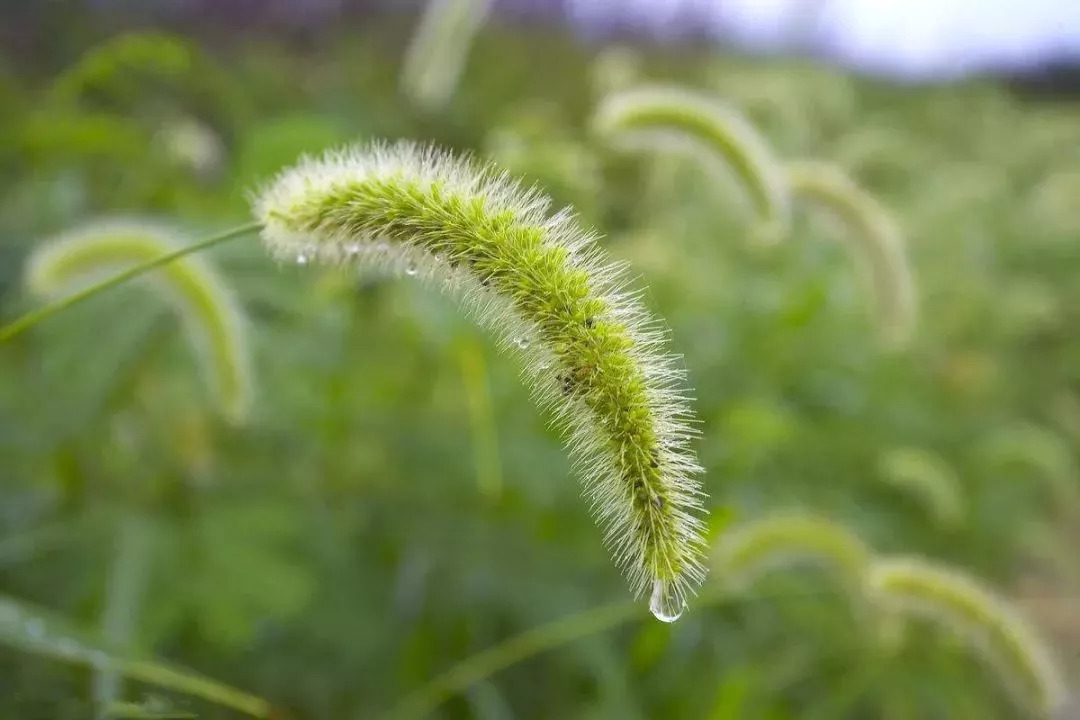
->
48, 31, 242, 133
25, 218, 253, 424
253, 141, 707, 620
785, 160, 917, 347
981, 422, 1080, 516
877, 447, 964, 528
51, 32, 199, 104
400, 0, 494, 111
867, 556, 1068, 717
591, 84, 791, 243
711, 513, 871, 592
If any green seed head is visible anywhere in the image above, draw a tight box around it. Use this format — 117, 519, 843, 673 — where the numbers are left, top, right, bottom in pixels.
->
712, 512, 871, 592
786, 160, 918, 348
877, 448, 964, 528
868, 556, 1068, 716
253, 141, 709, 616
25, 218, 253, 425
592, 84, 791, 242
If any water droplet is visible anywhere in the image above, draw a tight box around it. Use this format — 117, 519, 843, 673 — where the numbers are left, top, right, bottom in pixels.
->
296, 253, 308, 265
345, 243, 361, 256
649, 579, 685, 623
405, 263, 418, 277
515, 337, 530, 349
25, 618, 45, 639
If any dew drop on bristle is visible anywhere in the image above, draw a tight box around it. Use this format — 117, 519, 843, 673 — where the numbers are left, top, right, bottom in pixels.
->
515, 337, 530, 349
405, 264, 418, 276
346, 243, 361, 256
649, 578, 685, 623
296, 253, 309, 265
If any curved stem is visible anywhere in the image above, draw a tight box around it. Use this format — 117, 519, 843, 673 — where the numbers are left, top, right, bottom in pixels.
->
382, 585, 731, 720
0, 222, 261, 343
0, 592, 273, 717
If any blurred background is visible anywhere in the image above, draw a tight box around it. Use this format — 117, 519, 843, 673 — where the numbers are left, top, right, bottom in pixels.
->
1, 1, 1079, 718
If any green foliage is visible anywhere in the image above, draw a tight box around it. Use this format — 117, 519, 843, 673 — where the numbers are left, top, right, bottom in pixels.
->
2, 21, 1079, 720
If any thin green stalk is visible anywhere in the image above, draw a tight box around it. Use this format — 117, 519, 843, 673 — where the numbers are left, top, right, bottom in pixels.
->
95, 513, 156, 716
382, 585, 730, 720
0, 222, 260, 343
0, 593, 273, 717
381, 599, 641, 720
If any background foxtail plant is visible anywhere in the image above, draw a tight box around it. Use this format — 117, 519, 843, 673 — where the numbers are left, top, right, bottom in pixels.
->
785, 160, 917, 347
877, 447, 964, 528
24, 218, 254, 424
979, 421, 1080, 517
591, 84, 792, 244
47, 30, 242, 139
400, 0, 495, 111
867, 556, 1069, 718
711, 513, 871, 593
252, 140, 708, 620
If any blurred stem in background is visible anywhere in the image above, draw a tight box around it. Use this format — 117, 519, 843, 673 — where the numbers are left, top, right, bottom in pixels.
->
94, 512, 156, 716
457, 337, 503, 501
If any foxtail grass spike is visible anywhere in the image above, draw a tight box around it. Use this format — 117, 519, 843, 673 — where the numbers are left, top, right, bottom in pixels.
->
591, 84, 791, 243
0, 594, 272, 717
400, 0, 494, 111
867, 556, 1068, 717
711, 513, 871, 591
24, 218, 253, 424
877, 448, 964, 528
786, 160, 917, 347
253, 140, 708, 617
95, 513, 156, 715
981, 422, 1080, 515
